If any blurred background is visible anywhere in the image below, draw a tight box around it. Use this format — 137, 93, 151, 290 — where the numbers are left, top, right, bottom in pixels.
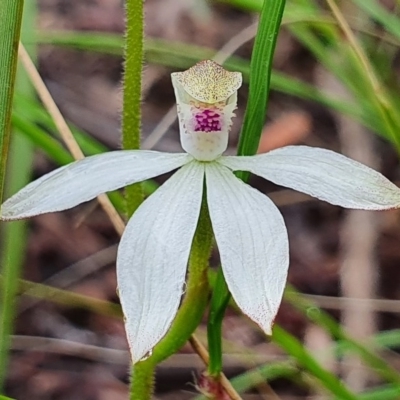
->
3, 0, 400, 399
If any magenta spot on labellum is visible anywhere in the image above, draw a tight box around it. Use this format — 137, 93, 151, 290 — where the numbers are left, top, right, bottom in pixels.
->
193, 109, 222, 132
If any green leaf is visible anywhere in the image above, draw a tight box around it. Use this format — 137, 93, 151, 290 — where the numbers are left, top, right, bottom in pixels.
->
273, 325, 358, 400
351, 0, 400, 41
361, 385, 400, 400
0, 0, 27, 391
285, 286, 400, 385
0, 0, 24, 204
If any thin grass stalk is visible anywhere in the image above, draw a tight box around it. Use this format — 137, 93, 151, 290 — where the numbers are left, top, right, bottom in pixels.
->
0, 275, 123, 319
325, 0, 400, 151
17, 43, 125, 235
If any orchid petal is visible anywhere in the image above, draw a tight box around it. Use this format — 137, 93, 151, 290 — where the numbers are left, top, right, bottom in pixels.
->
117, 161, 204, 363
1, 151, 192, 220
220, 146, 400, 210
205, 163, 289, 334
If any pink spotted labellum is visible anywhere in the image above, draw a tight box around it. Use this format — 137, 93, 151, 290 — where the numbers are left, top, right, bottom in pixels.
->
2, 60, 400, 363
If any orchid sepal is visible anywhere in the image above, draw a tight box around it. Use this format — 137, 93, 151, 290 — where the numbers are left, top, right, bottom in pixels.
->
0, 151, 192, 221
219, 146, 400, 210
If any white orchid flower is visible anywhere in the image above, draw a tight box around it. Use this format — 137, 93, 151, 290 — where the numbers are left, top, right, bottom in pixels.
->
2, 60, 400, 363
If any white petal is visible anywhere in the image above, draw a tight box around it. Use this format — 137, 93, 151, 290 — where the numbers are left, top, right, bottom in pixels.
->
205, 163, 289, 334
220, 146, 400, 210
1, 151, 192, 220
117, 161, 204, 363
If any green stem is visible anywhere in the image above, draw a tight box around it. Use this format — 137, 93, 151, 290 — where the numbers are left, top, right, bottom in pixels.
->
122, 0, 144, 217
122, 1, 148, 397
129, 361, 155, 400
207, 268, 230, 376
207, 0, 287, 378
130, 200, 213, 398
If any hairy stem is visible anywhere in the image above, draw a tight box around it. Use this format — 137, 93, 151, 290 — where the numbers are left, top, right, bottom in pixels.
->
122, 0, 144, 217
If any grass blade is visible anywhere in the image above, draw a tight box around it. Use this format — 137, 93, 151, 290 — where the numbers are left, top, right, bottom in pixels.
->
0, 0, 24, 204
285, 287, 400, 385
273, 325, 358, 400
0, 0, 25, 390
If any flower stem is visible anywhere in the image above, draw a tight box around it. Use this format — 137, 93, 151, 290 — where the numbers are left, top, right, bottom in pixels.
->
129, 360, 155, 400
130, 199, 213, 398
206, 0, 287, 379
122, 1, 148, 398
122, 0, 144, 217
